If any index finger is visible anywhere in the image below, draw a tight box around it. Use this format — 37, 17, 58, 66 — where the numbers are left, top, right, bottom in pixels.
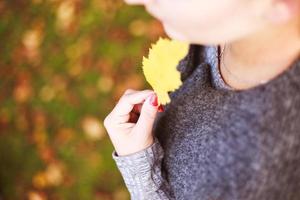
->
111, 90, 155, 117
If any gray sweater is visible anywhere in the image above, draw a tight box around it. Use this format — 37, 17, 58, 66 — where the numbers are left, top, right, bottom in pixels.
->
112, 44, 300, 200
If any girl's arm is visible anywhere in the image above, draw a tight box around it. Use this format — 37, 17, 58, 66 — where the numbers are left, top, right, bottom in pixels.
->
112, 137, 174, 200
103, 89, 174, 199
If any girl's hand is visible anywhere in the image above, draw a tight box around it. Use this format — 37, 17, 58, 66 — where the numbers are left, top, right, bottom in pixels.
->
103, 89, 160, 156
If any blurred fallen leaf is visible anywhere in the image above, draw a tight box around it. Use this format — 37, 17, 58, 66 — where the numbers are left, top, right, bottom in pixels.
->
13, 72, 33, 103
93, 0, 122, 19
68, 64, 83, 77
55, 128, 74, 145
22, 28, 43, 63
32, 172, 48, 189
33, 110, 47, 130
129, 19, 148, 37
81, 116, 105, 140
94, 191, 113, 200
39, 146, 55, 163
146, 20, 165, 40
13, 82, 32, 103
53, 75, 68, 92
56, 0, 75, 31
107, 27, 130, 43
39, 85, 56, 102
97, 76, 114, 93
23, 29, 42, 52
28, 191, 46, 200
32, 163, 64, 188
44, 163, 64, 186
66, 38, 91, 62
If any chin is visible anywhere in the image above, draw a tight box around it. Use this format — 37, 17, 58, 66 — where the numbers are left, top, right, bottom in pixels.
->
162, 22, 225, 45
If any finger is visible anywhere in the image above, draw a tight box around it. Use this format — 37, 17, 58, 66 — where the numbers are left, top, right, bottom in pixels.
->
116, 122, 136, 129
113, 107, 140, 125
110, 106, 140, 125
135, 93, 159, 132
111, 90, 154, 116
124, 89, 137, 95
112, 113, 130, 124
133, 103, 143, 114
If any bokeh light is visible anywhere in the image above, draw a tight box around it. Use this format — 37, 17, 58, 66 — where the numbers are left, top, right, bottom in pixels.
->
0, 0, 166, 199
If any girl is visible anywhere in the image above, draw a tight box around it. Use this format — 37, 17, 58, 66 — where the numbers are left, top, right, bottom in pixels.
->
104, 0, 300, 199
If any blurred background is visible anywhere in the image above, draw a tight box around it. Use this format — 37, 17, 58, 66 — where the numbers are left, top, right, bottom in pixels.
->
0, 0, 165, 199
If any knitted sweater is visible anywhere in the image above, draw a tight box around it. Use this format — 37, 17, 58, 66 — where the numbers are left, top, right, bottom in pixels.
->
112, 44, 300, 200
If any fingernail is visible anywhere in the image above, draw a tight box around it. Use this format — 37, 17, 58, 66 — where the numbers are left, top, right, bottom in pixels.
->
158, 104, 164, 112
149, 93, 158, 106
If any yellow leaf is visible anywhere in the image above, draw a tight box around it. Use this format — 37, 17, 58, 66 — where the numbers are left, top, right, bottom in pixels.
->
142, 37, 189, 105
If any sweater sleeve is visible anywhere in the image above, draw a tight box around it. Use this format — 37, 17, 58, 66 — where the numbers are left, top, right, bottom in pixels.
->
112, 137, 174, 200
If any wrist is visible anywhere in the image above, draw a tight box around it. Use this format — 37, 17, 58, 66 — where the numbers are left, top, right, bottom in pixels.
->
116, 138, 154, 157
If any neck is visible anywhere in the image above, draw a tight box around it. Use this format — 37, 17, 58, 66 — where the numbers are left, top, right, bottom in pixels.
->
220, 17, 300, 90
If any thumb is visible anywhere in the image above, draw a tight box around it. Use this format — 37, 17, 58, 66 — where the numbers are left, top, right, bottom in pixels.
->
135, 93, 159, 132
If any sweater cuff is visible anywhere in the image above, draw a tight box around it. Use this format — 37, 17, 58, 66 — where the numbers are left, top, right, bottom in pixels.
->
112, 137, 164, 187
112, 137, 163, 169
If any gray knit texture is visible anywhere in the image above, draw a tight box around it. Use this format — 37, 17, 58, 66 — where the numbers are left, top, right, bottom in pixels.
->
113, 44, 300, 200
112, 137, 173, 200
154, 45, 300, 200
